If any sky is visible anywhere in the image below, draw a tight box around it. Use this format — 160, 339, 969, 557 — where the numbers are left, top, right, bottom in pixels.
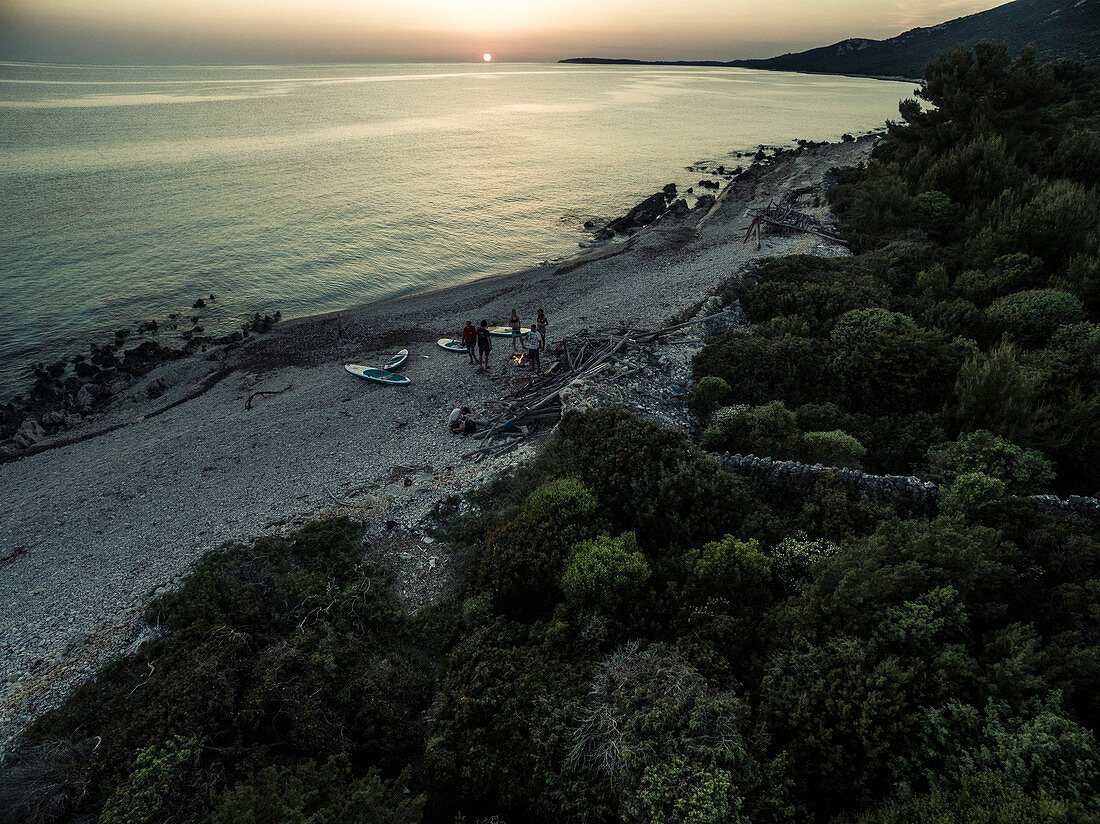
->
0, 0, 1009, 64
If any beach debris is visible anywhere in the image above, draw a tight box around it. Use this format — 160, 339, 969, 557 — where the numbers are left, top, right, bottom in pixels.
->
743, 200, 847, 249
245, 384, 293, 410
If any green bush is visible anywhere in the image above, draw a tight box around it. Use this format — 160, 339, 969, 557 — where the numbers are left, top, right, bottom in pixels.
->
769, 533, 839, 593
561, 532, 649, 612
701, 404, 751, 452
942, 472, 1007, 516
739, 255, 887, 330
830, 308, 917, 348
521, 476, 598, 524
953, 343, 1045, 446
986, 289, 1087, 347
472, 477, 604, 618
851, 771, 1097, 824
953, 253, 1046, 305
99, 735, 198, 824
689, 376, 733, 423
926, 430, 1054, 493
800, 430, 867, 467
622, 756, 744, 824
833, 322, 965, 415
557, 409, 749, 550
890, 694, 1100, 806
208, 759, 423, 824
693, 332, 839, 408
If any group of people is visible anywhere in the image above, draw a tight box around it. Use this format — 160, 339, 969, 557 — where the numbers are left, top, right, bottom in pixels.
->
450, 308, 549, 437
458, 308, 548, 373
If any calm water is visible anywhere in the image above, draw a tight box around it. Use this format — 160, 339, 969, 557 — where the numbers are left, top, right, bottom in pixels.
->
0, 62, 912, 398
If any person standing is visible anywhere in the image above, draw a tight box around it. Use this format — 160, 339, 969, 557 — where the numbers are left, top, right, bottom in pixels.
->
509, 309, 522, 353
536, 308, 548, 350
461, 320, 477, 364
526, 325, 542, 373
477, 320, 492, 370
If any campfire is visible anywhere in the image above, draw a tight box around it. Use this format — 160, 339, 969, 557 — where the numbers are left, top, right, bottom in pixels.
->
511, 353, 528, 365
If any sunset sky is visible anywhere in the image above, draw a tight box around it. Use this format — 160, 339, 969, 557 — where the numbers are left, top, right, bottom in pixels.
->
1, 0, 1008, 64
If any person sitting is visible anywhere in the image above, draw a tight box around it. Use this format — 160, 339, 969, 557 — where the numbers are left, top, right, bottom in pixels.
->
448, 406, 475, 435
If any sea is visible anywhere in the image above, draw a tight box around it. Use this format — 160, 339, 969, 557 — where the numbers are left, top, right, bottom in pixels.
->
0, 61, 913, 400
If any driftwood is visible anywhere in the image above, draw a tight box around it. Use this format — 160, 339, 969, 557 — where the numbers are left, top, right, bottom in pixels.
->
245, 384, 293, 410
742, 200, 847, 249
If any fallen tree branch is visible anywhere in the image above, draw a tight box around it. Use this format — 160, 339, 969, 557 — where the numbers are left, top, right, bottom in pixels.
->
246, 384, 293, 410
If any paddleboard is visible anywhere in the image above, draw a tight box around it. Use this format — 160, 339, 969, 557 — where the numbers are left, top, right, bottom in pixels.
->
344, 348, 410, 385
384, 349, 409, 369
488, 326, 531, 337
437, 338, 467, 352
344, 363, 411, 385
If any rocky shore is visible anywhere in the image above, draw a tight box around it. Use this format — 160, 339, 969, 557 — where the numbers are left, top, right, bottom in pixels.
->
0, 135, 879, 755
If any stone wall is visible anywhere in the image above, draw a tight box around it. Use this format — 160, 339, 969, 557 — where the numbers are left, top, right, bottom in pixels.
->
712, 452, 1100, 518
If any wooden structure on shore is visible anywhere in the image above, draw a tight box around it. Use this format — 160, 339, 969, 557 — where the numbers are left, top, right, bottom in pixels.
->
742, 201, 847, 249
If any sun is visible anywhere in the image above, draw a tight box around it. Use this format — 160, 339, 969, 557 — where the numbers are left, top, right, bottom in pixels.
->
482, 53, 493, 62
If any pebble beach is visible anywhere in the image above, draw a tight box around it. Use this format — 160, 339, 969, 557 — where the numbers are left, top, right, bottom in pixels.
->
0, 136, 876, 755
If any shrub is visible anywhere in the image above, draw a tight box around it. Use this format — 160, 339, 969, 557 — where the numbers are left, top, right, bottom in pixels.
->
701, 404, 751, 452
852, 771, 1096, 824
953, 253, 1045, 305
99, 735, 198, 824
689, 376, 733, 423
208, 759, 423, 824
800, 430, 867, 467
739, 256, 887, 330
0, 736, 94, 824
830, 308, 917, 348
744, 401, 798, 454
472, 477, 603, 619
942, 472, 1007, 515
561, 532, 649, 612
558, 409, 749, 550
914, 191, 959, 241
683, 535, 772, 599
622, 756, 744, 824
917, 134, 1023, 206
833, 322, 965, 415
926, 429, 1054, 493
521, 476, 598, 524
918, 299, 985, 340
890, 695, 1100, 807
693, 332, 838, 408
986, 289, 1087, 347
769, 533, 839, 593
971, 179, 1100, 271
953, 343, 1044, 445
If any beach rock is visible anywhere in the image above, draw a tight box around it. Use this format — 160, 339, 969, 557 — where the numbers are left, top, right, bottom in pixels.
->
13, 418, 46, 449
42, 411, 65, 428
606, 192, 668, 235
63, 413, 82, 429
192, 298, 206, 309
122, 341, 180, 376
693, 194, 716, 211
74, 360, 99, 378
662, 182, 677, 200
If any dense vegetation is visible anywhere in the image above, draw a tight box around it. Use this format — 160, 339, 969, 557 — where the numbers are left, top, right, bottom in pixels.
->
696, 42, 1100, 497
2, 44, 1098, 824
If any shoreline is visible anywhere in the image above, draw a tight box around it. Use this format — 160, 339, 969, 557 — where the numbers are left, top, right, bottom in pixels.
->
0, 134, 877, 755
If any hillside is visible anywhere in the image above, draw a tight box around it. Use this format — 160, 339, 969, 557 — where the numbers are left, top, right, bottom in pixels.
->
562, 0, 1100, 78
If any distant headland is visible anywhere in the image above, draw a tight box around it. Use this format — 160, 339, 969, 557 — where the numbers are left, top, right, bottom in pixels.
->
561, 0, 1099, 80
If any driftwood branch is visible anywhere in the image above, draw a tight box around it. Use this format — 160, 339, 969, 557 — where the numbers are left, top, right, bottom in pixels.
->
245, 384, 293, 410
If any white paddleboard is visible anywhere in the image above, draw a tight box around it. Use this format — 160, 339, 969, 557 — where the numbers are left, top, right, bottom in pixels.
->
437, 338, 467, 352
488, 326, 531, 337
